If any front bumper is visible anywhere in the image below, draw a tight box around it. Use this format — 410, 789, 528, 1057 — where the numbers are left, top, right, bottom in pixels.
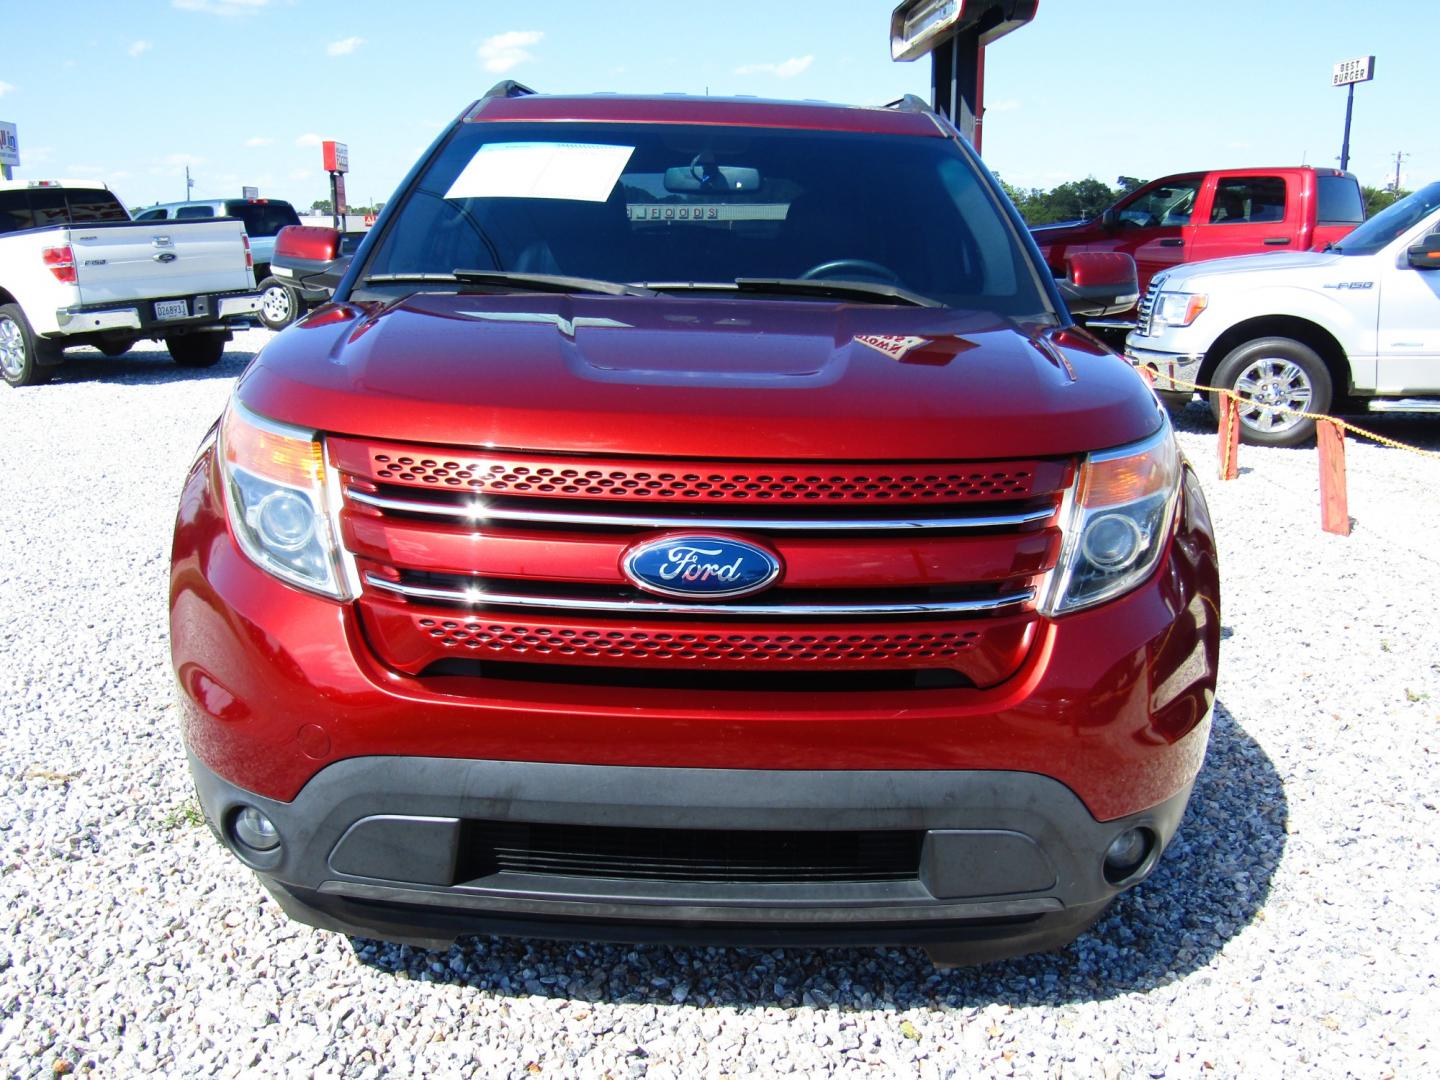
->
53, 290, 261, 336
189, 750, 1198, 959
1123, 342, 1206, 396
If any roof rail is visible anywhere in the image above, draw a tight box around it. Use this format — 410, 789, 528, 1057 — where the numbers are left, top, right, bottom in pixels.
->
484, 80, 537, 99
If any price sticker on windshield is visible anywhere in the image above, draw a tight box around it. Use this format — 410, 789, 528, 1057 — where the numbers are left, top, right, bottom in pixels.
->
445, 142, 634, 202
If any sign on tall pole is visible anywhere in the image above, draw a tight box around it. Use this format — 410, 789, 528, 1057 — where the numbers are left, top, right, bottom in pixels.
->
1332, 55, 1375, 173
0, 121, 20, 181
322, 140, 349, 229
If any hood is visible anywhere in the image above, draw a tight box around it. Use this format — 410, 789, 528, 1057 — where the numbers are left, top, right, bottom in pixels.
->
239, 293, 1160, 460
1159, 249, 1344, 288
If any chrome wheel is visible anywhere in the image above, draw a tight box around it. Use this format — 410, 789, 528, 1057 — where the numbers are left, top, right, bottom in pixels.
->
260, 283, 294, 327
1232, 356, 1313, 434
0, 316, 25, 380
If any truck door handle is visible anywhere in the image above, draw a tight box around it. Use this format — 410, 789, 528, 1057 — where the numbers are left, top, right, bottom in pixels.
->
1159, 238, 1184, 247
1263, 237, 1292, 245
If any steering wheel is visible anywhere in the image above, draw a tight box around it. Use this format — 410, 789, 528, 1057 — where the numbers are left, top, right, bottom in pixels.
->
798, 259, 902, 284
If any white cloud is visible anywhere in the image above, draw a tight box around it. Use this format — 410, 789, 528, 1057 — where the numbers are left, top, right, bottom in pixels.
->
128, 40, 152, 58
734, 55, 813, 79
295, 133, 324, 147
290, 168, 313, 181
245, 136, 274, 147
172, 0, 270, 15
986, 98, 1021, 114
25, 146, 55, 164
0, 80, 14, 96
478, 30, 542, 74
327, 36, 364, 57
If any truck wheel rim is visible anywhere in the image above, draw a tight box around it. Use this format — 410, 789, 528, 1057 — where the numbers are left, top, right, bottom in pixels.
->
261, 286, 292, 324
0, 317, 25, 379
1232, 357, 1311, 433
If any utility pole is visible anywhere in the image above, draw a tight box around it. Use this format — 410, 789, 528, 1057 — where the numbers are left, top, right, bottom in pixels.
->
1390, 151, 1408, 193
185, 165, 195, 200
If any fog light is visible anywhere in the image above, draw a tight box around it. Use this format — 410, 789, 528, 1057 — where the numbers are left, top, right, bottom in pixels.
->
1103, 826, 1154, 884
233, 806, 281, 852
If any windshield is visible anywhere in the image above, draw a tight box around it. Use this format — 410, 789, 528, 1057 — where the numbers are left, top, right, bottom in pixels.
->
1335, 182, 1440, 255
361, 121, 1052, 317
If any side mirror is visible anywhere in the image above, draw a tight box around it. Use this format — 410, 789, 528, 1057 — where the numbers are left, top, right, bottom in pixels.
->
1058, 251, 1139, 317
273, 225, 350, 294
1100, 208, 1119, 230
1406, 232, 1440, 270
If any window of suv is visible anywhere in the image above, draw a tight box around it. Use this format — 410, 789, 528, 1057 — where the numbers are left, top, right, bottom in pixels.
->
223, 200, 300, 237
362, 121, 1052, 318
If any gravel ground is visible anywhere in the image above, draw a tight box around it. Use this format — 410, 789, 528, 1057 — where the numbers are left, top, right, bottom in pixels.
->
2, 330, 1438, 1078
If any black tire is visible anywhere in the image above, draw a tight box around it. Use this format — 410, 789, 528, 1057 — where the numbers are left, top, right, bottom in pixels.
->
257, 277, 301, 331
0, 303, 60, 387
97, 339, 134, 358
166, 334, 226, 368
1209, 336, 1332, 448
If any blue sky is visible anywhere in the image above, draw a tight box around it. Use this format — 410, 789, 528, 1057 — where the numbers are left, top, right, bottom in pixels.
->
0, 0, 1431, 210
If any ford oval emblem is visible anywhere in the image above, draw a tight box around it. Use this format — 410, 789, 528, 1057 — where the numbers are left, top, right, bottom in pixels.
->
623, 535, 782, 600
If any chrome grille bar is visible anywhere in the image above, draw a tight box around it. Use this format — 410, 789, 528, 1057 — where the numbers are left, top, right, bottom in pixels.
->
363, 573, 1035, 617
346, 488, 1054, 532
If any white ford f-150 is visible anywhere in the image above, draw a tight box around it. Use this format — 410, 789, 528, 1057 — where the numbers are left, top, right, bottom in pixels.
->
0, 179, 261, 387
1125, 181, 1440, 446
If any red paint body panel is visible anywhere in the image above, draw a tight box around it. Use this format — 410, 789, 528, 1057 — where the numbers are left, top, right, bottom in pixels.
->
171, 448, 1220, 822
242, 297, 1160, 459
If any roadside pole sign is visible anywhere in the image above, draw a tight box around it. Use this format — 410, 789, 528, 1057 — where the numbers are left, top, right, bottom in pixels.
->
1332, 55, 1375, 173
0, 121, 19, 180
242, 185, 260, 199
1332, 56, 1375, 86
322, 141, 349, 174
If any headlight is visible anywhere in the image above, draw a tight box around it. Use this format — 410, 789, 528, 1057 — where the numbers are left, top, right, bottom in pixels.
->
1153, 291, 1208, 327
218, 398, 351, 600
1042, 418, 1182, 615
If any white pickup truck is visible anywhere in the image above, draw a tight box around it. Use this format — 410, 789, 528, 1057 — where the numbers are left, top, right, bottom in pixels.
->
1125, 181, 1440, 446
0, 179, 261, 387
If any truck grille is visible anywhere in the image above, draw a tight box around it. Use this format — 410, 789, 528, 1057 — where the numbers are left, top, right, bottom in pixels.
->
1134, 276, 1164, 337
329, 440, 1072, 689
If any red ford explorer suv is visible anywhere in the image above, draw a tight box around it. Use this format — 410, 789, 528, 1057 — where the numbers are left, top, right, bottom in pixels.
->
170, 86, 1219, 966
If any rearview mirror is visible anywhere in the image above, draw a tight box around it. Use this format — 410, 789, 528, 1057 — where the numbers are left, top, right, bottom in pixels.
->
1058, 251, 1139, 317
663, 165, 761, 193
1407, 232, 1440, 270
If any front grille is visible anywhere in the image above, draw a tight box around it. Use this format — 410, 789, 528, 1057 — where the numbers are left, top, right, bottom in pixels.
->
1135, 276, 1164, 336
331, 438, 1072, 689
458, 821, 925, 883
331, 442, 1051, 503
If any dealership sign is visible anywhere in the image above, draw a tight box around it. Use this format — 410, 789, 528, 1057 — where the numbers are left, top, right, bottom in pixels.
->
0, 122, 19, 167
322, 140, 349, 174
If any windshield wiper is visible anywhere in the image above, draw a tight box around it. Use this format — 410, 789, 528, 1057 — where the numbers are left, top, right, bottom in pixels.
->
648, 278, 942, 308
362, 270, 658, 297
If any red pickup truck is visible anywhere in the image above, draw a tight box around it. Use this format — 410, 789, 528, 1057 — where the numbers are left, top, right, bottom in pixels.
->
170, 87, 1220, 967
1032, 167, 1365, 324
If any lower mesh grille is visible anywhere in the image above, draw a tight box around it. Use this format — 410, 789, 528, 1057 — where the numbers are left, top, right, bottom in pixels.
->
460, 822, 925, 884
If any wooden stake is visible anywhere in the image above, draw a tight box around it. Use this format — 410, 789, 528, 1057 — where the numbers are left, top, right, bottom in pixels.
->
1217, 395, 1240, 481
1318, 419, 1350, 536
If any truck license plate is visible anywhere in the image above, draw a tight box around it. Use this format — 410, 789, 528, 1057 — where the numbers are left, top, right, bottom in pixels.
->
155, 299, 189, 321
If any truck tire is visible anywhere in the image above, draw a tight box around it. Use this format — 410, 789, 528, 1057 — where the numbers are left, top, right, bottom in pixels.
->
257, 277, 301, 331
167, 334, 226, 368
1209, 337, 1331, 448
0, 304, 59, 387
